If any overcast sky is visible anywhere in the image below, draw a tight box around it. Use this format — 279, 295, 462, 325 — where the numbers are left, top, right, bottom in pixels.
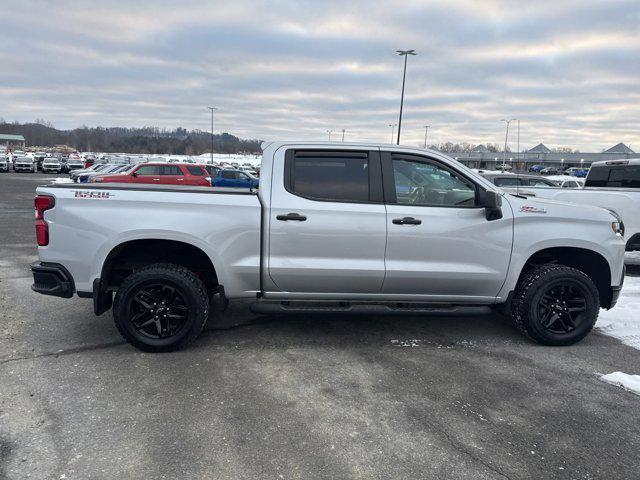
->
1, 0, 638, 151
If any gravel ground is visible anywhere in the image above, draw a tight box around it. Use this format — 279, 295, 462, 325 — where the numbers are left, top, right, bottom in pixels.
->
0, 172, 639, 480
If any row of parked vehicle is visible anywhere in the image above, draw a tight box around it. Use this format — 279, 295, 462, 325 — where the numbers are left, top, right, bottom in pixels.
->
0, 152, 87, 173
71, 161, 260, 188
528, 165, 590, 177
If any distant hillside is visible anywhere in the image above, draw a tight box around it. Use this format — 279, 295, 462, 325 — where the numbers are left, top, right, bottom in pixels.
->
0, 122, 262, 154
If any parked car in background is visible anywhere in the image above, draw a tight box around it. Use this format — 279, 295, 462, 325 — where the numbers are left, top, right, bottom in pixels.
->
480, 173, 557, 189
528, 165, 544, 173
70, 163, 111, 181
0, 155, 10, 172
34, 153, 47, 171
13, 156, 37, 173
77, 164, 132, 183
540, 167, 560, 175
67, 157, 85, 171
211, 169, 259, 188
495, 163, 513, 172
238, 165, 259, 176
546, 175, 585, 189
203, 164, 221, 177
42, 157, 64, 174
91, 163, 211, 186
564, 167, 589, 178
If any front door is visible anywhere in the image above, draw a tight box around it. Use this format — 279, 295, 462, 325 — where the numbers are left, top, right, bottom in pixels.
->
381, 152, 513, 301
268, 148, 387, 294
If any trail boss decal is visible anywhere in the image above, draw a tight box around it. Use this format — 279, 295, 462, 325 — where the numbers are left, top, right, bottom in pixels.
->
520, 205, 547, 214
73, 190, 114, 199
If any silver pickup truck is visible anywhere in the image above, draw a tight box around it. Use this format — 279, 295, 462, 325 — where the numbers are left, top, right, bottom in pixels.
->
31, 142, 626, 351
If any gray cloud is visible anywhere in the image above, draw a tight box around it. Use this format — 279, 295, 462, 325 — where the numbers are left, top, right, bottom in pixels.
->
0, 0, 638, 151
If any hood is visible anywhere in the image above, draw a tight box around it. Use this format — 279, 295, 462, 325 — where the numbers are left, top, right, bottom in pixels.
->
505, 193, 616, 223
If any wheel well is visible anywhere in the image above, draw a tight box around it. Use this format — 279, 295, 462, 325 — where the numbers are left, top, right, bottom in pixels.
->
101, 239, 218, 292
521, 247, 612, 308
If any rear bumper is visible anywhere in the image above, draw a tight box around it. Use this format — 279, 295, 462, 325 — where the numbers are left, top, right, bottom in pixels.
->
30, 262, 75, 298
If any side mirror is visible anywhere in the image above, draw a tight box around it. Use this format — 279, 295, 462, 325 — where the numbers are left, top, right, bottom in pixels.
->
480, 190, 503, 221
131, 172, 138, 177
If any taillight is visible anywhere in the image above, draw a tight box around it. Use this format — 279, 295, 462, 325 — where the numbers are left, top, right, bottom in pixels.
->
35, 195, 55, 246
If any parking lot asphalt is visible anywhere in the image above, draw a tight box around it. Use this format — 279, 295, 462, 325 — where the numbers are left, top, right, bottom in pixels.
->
1, 172, 639, 480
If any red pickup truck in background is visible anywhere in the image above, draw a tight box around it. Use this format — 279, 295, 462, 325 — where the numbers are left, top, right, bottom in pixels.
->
91, 163, 211, 186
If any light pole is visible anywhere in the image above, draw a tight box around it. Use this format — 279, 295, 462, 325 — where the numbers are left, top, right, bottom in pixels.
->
207, 106, 218, 164
396, 49, 416, 145
388, 124, 397, 143
326, 130, 332, 141
423, 125, 430, 148
501, 118, 516, 168
517, 119, 520, 166
341, 129, 346, 142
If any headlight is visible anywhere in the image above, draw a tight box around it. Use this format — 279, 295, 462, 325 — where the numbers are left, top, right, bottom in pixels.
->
611, 221, 624, 237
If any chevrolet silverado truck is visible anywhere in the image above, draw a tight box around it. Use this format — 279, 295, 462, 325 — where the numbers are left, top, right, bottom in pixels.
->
31, 142, 626, 352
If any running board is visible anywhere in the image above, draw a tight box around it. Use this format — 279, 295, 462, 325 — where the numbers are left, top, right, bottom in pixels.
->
250, 301, 491, 316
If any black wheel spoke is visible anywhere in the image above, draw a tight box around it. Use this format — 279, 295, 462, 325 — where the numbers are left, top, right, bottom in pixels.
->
536, 281, 588, 335
128, 282, 190, 340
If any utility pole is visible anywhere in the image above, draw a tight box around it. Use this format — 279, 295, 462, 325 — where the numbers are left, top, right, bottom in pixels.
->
396, 49, 416, 145
207, 106, 217, 164
517, 119, 520, 166
423, 125, 430, 148
388, 124, 397, 143
501, 118, 516, 167
341, 129, 345, 142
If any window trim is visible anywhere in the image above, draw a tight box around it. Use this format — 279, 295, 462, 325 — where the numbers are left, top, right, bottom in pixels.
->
284, 149, 384, 204
381, 151, 483, 208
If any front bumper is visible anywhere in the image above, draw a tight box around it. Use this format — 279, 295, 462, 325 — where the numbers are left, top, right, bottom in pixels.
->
608, 266, 625, 309
31, 262, 75, 298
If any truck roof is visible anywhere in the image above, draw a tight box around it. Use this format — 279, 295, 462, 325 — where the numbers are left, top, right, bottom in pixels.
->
590, 158, 640, 167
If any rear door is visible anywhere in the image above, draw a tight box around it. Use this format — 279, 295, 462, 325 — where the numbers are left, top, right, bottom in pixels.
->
381, 152, 513, 300
157, 165, 185, 185
267, 148, 387, 294
132, 165, 160, 184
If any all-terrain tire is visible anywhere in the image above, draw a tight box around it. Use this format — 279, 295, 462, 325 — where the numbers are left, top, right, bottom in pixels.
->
510, 264, 600, 346
113, 263, 209, 352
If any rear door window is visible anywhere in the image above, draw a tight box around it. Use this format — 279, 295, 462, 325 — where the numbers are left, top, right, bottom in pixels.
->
286, 151, 370, 202
186, 166, 205, 176
494, 177, 522, 187
159, 165, 183, 176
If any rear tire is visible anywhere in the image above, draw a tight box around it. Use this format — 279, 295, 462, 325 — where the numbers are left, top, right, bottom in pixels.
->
113, 263, 209, 352
510, 264, 599, 346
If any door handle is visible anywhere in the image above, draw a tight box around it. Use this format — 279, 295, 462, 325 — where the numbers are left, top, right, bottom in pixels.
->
276, 212, 307, 221
392, 217, 421, 225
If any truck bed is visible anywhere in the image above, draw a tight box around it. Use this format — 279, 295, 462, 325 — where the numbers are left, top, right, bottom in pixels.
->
35, 182, 262, 296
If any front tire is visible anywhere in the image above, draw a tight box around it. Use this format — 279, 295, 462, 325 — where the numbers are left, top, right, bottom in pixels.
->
510, 265, 599, 346
113, 263, 209, 352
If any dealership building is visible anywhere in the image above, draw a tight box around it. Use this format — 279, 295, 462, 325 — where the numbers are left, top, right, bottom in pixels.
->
0, 133, 26, 150
452, 142, 636, 170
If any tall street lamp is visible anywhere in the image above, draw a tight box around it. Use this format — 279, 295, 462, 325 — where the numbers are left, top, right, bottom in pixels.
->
207, 106, 218, 164
396, 49, 416, 145
388, 124, 397, 143
501, 118, 516, 167
423, 125, 430, 148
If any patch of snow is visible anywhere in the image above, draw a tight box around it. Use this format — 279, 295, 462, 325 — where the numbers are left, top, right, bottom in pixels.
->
600, 372, 640, 396
626, 251, 640, 266
51, 177, 73, 183
596, 276, 640, 349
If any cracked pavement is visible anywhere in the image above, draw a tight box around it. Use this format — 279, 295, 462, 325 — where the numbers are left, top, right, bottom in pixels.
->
1, 172, 639, 479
